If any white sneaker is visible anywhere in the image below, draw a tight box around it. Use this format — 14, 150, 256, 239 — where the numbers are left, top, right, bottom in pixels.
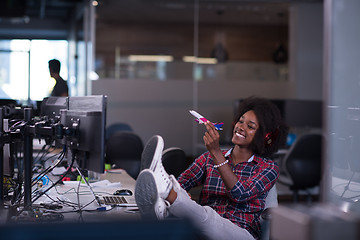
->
135, 169, 169, 220
141, 135, 164, 170
141, 135, 172, 199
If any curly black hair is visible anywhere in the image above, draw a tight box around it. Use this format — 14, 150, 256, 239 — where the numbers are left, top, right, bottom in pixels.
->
234, 97, 289, 158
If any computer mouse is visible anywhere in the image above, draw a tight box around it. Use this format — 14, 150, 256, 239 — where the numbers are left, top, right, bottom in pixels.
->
113, 189, 133, 196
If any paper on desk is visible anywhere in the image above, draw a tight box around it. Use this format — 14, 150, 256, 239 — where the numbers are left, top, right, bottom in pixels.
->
90, 179, 122, 188
51, 166, 67, 175
62, 180, 122, 188
39, 194, 71, 205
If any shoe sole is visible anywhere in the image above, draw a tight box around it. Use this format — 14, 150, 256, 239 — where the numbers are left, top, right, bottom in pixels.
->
140, 135, 164, 171
135, 170, 159, 220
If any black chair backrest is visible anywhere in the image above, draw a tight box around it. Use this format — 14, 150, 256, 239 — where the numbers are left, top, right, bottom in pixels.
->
106, 123, 133, 140
162, 147, 188, 178
106, 131, 143, 179
285, 133, 322, 189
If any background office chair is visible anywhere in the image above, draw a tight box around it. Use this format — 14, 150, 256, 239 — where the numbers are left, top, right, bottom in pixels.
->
105, 131, 143, 179
105, 122, 133, 140
162, 147, 188, 178
278, 132, 323, 202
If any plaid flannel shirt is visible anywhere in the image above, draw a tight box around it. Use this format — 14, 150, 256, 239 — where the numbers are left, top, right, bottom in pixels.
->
177, 148, 279, 239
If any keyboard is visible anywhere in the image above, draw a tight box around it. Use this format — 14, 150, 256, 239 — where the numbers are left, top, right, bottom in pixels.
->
102, 196, 128, 205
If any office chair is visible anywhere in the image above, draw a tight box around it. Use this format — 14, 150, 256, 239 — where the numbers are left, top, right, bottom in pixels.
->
105, 131, 143, 179
260, 185, 278, 240
106, 122, 133, 140
162, 147, 188, 178
278, 132, 323, 202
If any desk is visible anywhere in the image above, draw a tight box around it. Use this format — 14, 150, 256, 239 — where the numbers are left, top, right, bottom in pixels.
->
1, 169, 140, 223
48, 169, 139, 222
100, 169, 136, 190
0, 169, 199, 239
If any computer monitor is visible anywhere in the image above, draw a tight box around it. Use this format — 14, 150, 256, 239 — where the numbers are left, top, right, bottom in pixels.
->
40, 97, 68, 120
39, 95, 107, 173
63, 95, 107, 173
284, 99, 322, 129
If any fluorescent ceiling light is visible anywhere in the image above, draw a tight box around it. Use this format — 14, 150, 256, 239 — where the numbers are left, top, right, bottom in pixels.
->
128, 55, 173, 62
183, 56, 217, 64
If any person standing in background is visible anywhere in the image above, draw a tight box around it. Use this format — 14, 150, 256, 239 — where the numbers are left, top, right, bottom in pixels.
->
48, 59, 69, 97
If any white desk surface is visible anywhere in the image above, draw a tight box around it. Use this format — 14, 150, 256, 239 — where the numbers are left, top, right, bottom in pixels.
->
52, 169, 139, 222
1, 169, 141, 224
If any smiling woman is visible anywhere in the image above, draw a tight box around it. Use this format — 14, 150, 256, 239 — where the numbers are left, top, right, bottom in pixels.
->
134, 97, 289, 240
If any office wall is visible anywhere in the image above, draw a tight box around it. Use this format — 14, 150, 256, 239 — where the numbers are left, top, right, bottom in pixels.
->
289, 3, 324, 100
92, 79, 295, 156
92, 3, 323, 157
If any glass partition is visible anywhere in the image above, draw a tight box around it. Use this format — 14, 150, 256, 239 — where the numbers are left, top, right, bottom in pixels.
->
324, 0, 360, 214
94, 1, 289, 82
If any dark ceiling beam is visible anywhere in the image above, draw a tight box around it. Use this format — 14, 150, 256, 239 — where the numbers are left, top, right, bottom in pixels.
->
0, 18, 70, 39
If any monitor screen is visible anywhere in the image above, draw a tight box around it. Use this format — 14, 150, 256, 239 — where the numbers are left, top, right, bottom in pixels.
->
63, 96, 107, 173
284, 99, 322, 128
